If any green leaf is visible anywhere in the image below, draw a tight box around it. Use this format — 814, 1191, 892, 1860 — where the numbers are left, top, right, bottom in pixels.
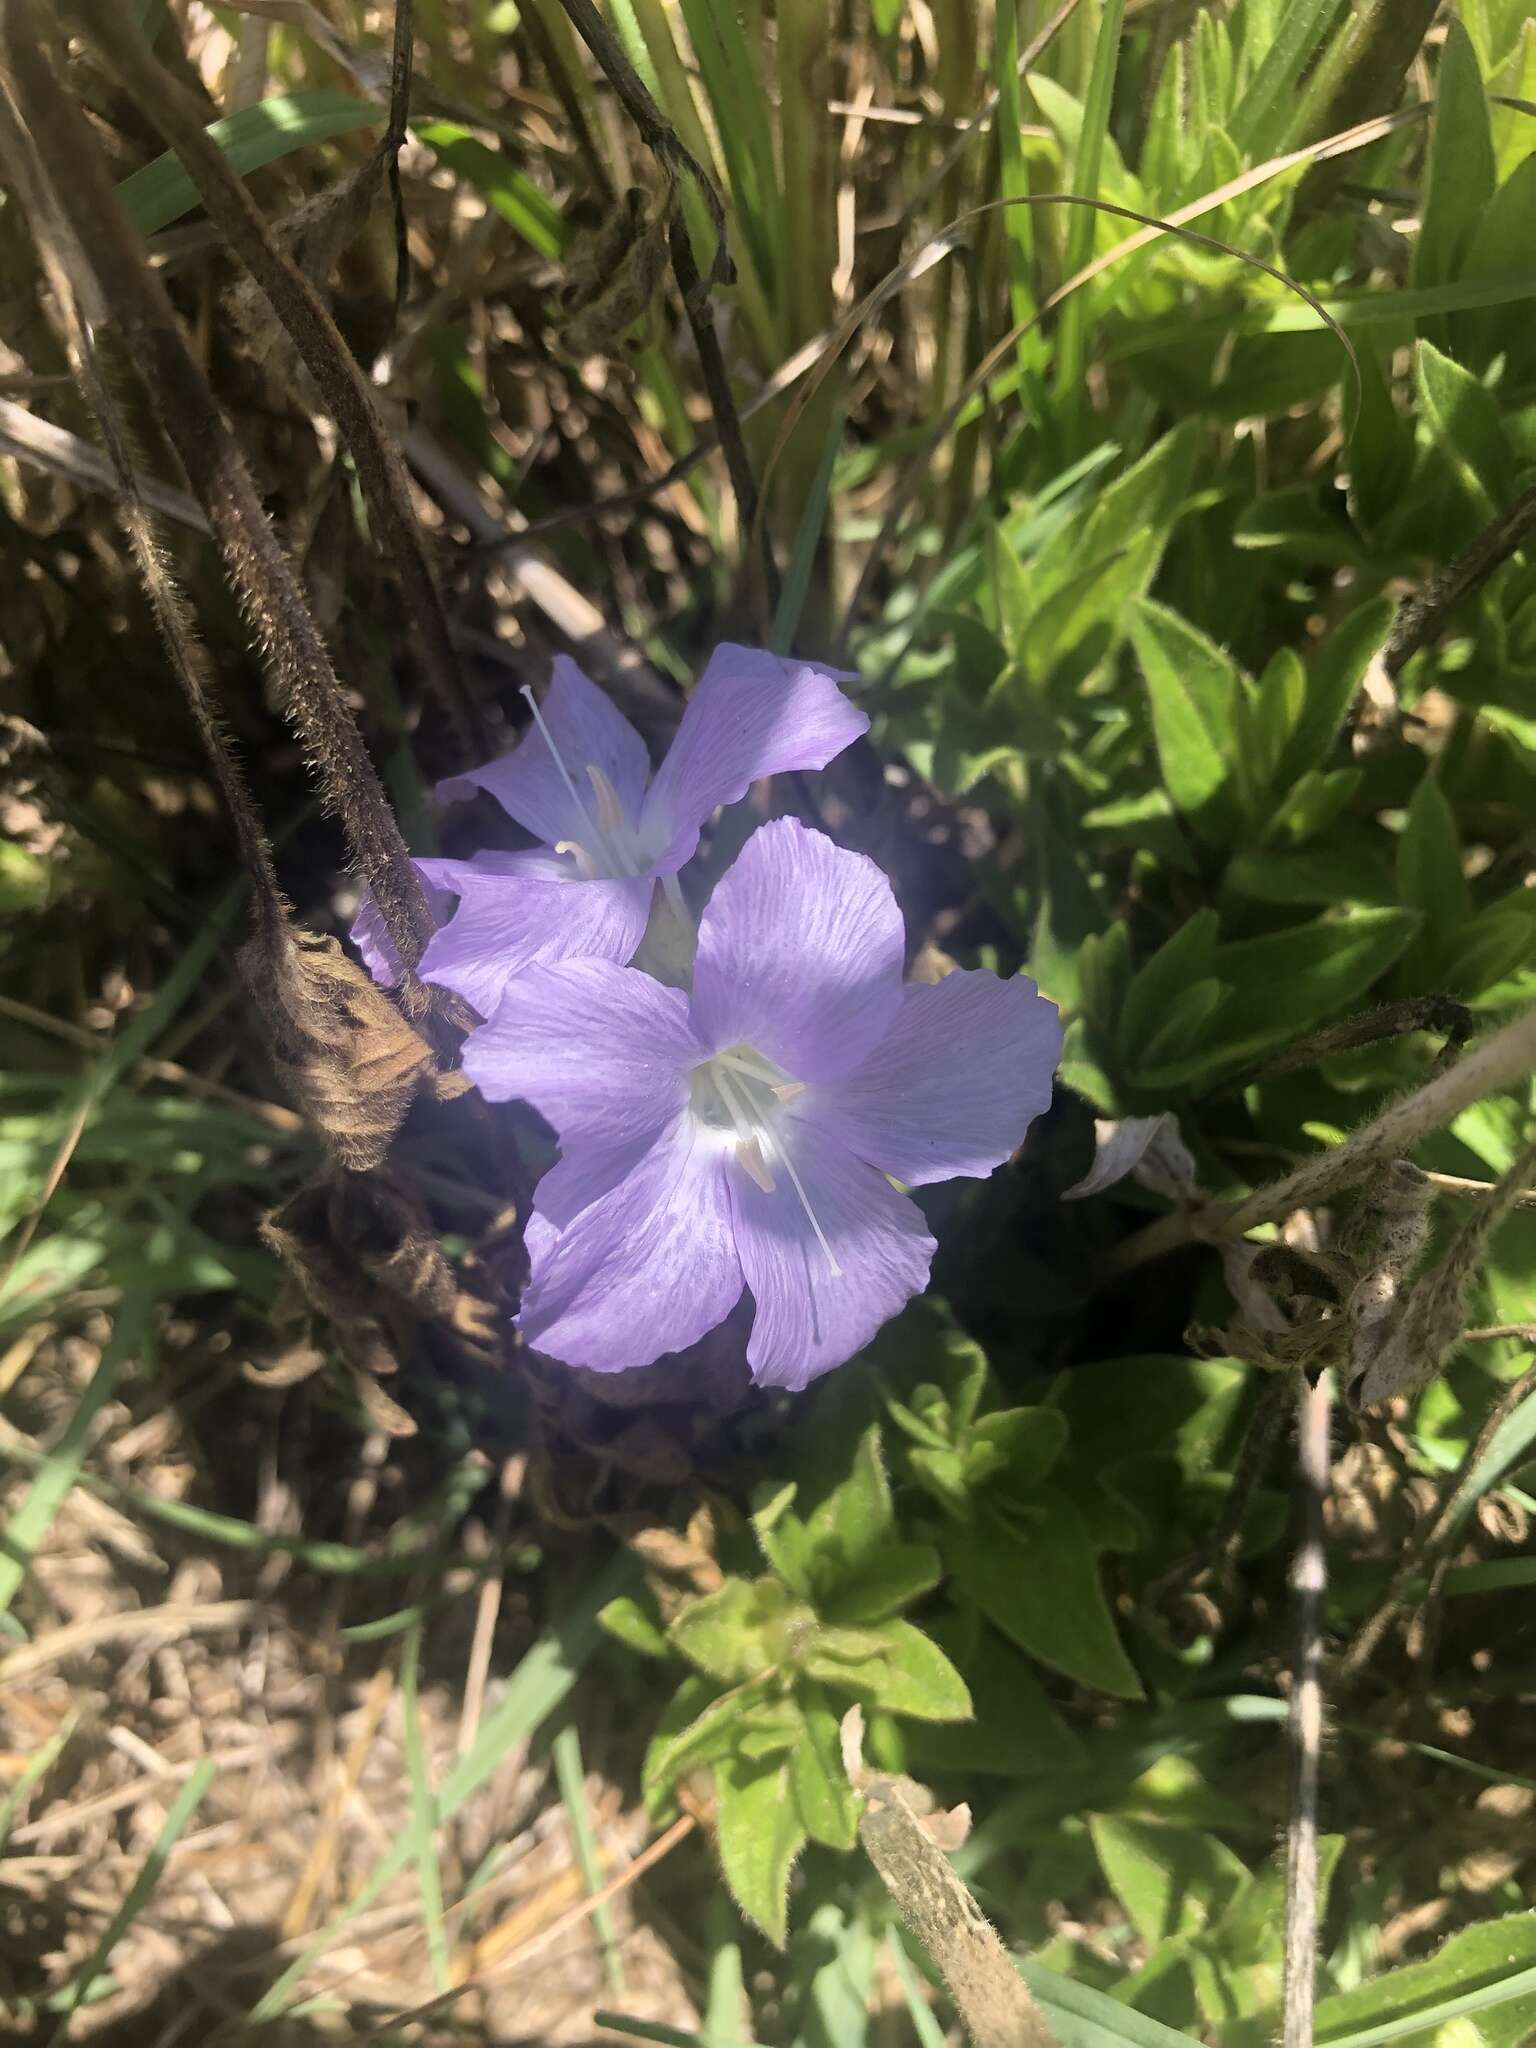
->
788, 1690, 860, 1850
643, 1677, 757, 1802
597, 1593, 670, 1660
118, 92, 384, 237
1118, 910, 1220, 1063
1414, 20, 1498, 336
1442, 901, 1536, 996
1136, 979, 1229, 1068
1089, 1814, 1247, 1947
807, 1424, 894, 1576
1229, 0, 1345, 156
715, 1754, 805, 1948
947, 1493, 1143, 1699
1142, 909, 1420, 1086
1279, 599, 1393, 787
1231, 1913, 1536, 2048
1397, 771, 1470, 973
1454, 152, 1536, 370
1265, 766, 1364, 847
1129, 599, 1241, 843
668, 1579, 781, 1683
751, 1484, 816, 1598
850, 1617, 973, 1721
1415, 340, 1513, 521
966, 1406, 1069, 1491
417, 122, 567, 258
820, 1543, 943, 1625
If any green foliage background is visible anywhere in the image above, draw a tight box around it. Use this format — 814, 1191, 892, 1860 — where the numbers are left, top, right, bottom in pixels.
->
7, 1, 1536, 2042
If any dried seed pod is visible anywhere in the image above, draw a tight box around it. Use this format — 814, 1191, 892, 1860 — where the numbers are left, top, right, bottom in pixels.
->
241, 920, 433, 1171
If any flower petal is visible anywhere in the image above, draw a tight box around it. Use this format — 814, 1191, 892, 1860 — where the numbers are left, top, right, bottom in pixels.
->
818, 970, 1061, 1186
691, 818, 905, 1081
349, 854, 527, 988
436, 658, 651, 849
731, 1125, 935, 1391
518, 1121, 744, 1372
419, 864, 653, 1016
639, 644, 868, 873
463, 959, 699, 1224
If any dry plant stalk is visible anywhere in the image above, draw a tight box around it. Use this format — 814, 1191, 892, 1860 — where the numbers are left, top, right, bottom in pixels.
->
858, 1772, 1058, 2048
0, 0, 435, 986
74, 0, 487, 759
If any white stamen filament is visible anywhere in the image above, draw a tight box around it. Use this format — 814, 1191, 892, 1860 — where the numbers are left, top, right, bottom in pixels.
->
519, 685, 638, 878
709, 1059, 842, 1280
660, 869, 696, 941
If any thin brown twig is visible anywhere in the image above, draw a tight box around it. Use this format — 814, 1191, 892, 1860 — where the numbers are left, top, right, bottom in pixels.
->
1382, 483, 1536, 681
1105, 1002, 1536, 1277
1284, 1371, 1333, 2048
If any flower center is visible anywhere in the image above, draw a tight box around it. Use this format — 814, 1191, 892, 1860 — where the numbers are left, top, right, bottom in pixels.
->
689, 1046, 840, 1278
519, 684, 641, 881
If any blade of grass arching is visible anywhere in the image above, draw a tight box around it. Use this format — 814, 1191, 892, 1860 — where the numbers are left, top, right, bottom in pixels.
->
0, 1294, 149, 1618
401, 1618, 452, 1995
1050, 0, 1127, 452
0, 1709, 78, 1848
886, 1928, 949, 2048
994, 0, 1047, 415
117, 90, 384, 236
250, 1548, 640, 2021
768, 404, 843, 655
553, 1722, 624, 1995
49, 1759, 215, 2046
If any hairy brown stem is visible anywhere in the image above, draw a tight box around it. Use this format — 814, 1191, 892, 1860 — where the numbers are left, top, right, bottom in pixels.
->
1, 0, 434, 979
384, 0, 414, 328
1105, 1002, 1536, 1276
0, 88, 287, 947
1383, 483, 1536, 681
74, 0, 486, 761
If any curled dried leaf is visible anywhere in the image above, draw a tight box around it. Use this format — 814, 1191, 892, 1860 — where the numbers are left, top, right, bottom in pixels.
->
242, 920, 433, 1170
260, 1169, 501, 1430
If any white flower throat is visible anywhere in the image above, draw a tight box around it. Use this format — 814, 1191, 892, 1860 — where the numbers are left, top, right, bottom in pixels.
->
690, 1046, 842, 1278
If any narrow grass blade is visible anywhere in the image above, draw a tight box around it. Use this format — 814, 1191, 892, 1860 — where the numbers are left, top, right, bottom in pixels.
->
0, 1709, 78, 1848
0, 1295, 148, 1616
594, 2016, 765, 2048
994, 0, 1046, 407
768, 405, 843, 655
554, 1722, 623, 1994
1051, 0, 1127, 445
1230, 0, 1347, 158
886, 1927, 948, 2048
1017, 1958, 1204, 2046
1319, 1962, 1536, 2048
50, 1759, 215, 2044
401, 1619, 451, 1994
118, 91, 384, 237
250, 1548, 640, 2020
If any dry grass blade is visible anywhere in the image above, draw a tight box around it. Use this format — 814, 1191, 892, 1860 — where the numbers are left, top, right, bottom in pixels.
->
0, 1599, 258, 1684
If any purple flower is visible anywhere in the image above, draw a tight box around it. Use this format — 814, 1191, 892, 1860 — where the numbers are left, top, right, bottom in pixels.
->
353, 648, 867, 1015
463, 819, 1061, 1389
